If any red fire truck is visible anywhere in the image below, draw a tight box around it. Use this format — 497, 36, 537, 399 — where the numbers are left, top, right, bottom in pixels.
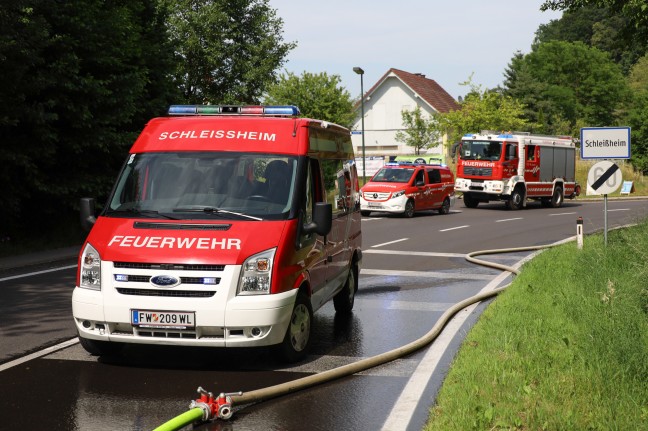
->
454, 131, 580, 209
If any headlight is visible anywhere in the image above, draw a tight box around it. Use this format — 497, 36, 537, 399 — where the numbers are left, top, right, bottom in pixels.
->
80, 243, 101, 290
391, 190, 405, 199
238, 248, 275, 295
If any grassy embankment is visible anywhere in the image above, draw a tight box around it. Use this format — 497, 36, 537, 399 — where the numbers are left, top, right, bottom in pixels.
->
425, 221, 648, 430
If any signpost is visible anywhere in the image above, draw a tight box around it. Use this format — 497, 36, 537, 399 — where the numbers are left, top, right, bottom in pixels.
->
587, 161, 623, 245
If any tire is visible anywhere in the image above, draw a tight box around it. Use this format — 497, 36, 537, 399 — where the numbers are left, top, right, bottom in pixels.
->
403, 199, 415, 218
507, 187, 524, 210
277, 292, 313, 363
361, 210, 371, 217
551, 186, 563, 208
78, 335, 123, 356
463, 193, 479, 208
333, 262, 358, 314
438, 197, 451, 215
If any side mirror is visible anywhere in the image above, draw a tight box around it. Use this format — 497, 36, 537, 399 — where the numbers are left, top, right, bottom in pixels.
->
80, 198, 97, 232
302, 202, 332, 236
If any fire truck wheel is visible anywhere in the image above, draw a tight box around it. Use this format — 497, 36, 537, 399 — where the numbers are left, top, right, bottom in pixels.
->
507, 187, 524, 210
277, 292, 313, 363
438, 197, 451, 215
334, 262, 358, 314
551, 186, 563, 208
463, 193, 479, 208
403, 199, 415, 218
361, 210, 371, 217
78, 335, 123, 356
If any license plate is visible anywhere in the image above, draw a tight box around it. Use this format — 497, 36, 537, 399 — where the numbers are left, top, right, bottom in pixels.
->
131, 310, 195, 329
368, 203, 383, 208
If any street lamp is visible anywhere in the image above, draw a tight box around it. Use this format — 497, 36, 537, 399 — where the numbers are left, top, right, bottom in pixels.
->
353, 66, 366, 183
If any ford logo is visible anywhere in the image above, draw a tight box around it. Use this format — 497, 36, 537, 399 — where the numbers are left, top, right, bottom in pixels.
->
150, 275, 180, 288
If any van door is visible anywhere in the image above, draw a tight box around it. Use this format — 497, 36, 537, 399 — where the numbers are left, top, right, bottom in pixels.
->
427, 168, 443, 208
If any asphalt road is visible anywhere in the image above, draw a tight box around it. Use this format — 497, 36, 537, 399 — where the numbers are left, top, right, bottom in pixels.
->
1, 198, 647, 431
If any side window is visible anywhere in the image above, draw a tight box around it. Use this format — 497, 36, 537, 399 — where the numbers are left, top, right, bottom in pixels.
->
428, 169, 441, 184
415, 170, 425, 185
321, 158, 348, 217
526, 145, 536, 161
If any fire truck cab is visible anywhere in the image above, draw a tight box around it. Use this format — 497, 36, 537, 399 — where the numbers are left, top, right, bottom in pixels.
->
73, 105, 362, 362
454, 131, 580, 209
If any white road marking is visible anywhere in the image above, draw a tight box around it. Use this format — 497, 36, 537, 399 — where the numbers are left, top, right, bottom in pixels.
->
0, 338, 79, 372
607, 208, 630, 212
550, 212, 577, 216
496, 217, 523, 222
0, 265, 77, 283
439, 225, 469, 232
371, 238, 409, 248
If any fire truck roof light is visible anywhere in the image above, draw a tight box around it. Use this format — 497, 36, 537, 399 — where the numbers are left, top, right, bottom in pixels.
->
168, 105, 300, 116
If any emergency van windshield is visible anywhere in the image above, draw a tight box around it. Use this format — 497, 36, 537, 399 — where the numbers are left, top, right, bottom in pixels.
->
371, 167, 415, 183
460, 141, 502, 161
106, 152, 297, 221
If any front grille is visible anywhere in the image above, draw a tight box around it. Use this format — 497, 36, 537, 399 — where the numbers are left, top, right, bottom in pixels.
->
114, 262, 225, 271
116, 288, 216, 298
464, 167, 493, 176
116, 275, 221, 285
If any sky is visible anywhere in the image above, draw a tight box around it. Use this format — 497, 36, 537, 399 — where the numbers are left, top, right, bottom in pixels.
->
267, 1, 563, 101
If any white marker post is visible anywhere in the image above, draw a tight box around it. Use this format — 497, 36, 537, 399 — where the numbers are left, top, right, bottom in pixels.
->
576, 216, 583, 250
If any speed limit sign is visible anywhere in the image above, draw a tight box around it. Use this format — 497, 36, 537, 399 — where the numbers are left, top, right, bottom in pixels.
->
587, 161, 622, 195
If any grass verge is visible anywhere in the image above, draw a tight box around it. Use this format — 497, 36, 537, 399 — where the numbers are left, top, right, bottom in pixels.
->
425, 222, 648, 430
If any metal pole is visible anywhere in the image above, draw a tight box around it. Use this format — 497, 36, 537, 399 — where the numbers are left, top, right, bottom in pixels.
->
353, 67, 366, 183
604, 194, 608, 246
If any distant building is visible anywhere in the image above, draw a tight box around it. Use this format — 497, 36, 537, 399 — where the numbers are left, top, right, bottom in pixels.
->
351, 68, 459, 160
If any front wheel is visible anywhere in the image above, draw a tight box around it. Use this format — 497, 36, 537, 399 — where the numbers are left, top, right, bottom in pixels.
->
78, 335, 123, 356
403, 199, 415, 218
333, 263, 358, 314
551, 186, 563, 208
507, 187, 524, 210
276, 292, 313, 363
463, 193, 479, 208
361, 210, 371, 217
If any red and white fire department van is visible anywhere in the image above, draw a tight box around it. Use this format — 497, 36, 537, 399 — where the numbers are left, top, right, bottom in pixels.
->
360, 162, 455, 217
73, 105, 362, 362
454, 131, 580, 209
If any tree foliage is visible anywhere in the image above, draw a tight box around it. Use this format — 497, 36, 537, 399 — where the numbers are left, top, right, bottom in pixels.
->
0, 0, 179, 233
394, 106, 441, 155
503, 41, 629, 135
165, 0, 295, 104
263, 71, 355, 127
439, 78, 528, 144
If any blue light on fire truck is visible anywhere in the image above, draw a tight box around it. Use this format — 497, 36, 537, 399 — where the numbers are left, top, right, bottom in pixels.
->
168, 105, 300, 116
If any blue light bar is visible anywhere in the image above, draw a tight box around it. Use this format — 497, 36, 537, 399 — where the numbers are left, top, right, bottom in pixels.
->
167, 105, 300, 116
497, 134, 514, 138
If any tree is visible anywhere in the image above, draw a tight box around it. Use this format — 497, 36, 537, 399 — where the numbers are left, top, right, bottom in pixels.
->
263, 71, 355, 127
438, 77, 528, 144
503, 41, 629, 135
394, 106, 441, 155
0, 1, 178, 234
165, 0, 296, 104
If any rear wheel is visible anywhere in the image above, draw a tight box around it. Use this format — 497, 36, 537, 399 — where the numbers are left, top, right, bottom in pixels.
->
438, 197, 451, 215
403, 199, 415, 218
463, 193, 479, 208
333, 262, 358, 314
277, 292, 312, 363
551, 186, 563, 208
78, 335, 123, 356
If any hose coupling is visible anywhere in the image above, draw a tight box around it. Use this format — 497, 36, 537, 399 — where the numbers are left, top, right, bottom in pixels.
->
191, 387, 242, 421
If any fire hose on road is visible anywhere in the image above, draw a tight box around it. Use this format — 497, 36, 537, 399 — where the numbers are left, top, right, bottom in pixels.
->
152, 243, 557, 430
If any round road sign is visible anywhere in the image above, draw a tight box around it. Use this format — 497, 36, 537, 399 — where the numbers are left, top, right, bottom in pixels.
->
587, 161, 622, 195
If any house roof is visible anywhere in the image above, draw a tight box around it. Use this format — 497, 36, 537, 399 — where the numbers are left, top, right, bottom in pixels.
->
360, 68, 459, 113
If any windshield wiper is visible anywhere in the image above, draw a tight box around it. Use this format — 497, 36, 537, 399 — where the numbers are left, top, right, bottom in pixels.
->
105, 208, 180, 219
173, 206, 262, 221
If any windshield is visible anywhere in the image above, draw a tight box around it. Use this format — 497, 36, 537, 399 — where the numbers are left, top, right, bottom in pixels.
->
106, 152, 298, 220
460, 140, 502, 161
371, 167, 414, 183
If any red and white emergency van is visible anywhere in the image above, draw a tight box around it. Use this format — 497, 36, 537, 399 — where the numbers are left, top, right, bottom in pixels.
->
359, 162, 455, 217
454, 131, 580, 209
73, 105, 362, 362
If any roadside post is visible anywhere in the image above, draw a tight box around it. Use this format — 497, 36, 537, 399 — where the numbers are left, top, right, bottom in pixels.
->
576, 216, 583, 249
581, 127, 631, 247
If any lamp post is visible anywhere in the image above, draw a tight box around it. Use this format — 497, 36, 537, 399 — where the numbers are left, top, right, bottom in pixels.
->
353, 66, 366, 183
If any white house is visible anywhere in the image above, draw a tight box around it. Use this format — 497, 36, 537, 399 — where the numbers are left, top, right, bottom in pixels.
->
351, 68, 459, 164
